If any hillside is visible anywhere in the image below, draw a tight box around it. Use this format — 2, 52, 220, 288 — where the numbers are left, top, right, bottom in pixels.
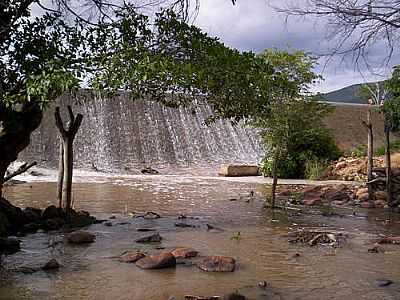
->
322, 81, 385, 104
325, 103, 399, 150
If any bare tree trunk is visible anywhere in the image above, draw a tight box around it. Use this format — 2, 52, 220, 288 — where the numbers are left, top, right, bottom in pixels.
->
271, 148, 280, 209
384, 123, 393, 206
62, 138, 74, 213
0, 164, 6, 200
366, 108, 374, 200
55, 106, 83, 214
57, 140, 64, 208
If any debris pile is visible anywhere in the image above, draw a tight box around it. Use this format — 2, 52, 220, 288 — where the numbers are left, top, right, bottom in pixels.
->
323, 157, 384, 181
288, 229, 346, 247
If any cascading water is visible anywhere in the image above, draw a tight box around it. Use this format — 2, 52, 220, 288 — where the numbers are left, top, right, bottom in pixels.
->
19, 92, 263, 175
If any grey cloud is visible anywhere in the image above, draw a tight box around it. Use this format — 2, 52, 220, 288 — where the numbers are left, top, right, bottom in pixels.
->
195, 0, 399, 93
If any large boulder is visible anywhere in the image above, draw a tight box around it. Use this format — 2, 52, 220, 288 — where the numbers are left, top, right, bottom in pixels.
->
135, 252, 176, 269
0, 198, 27, 234
42, 205, 65, 220
42, 217, 65, 231
67, 231, 95, 244
218, 165, 260, 177
197, 256, 236, 272
23, 207, 42, 223
68, 210, 96, 228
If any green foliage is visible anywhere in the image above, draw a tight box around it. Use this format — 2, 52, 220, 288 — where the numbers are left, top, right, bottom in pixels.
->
305, 158, 329, 180
345, 144, 368, 158
261, 125, 341, 179
384, 66, 400, 132
250, 50, 341, 179
252, 65, 341, 178
1, 5, 273, 116
375, 140, 400, 156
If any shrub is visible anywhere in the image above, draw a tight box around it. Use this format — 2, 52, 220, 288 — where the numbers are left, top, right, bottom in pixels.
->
305, 157, 329, 180
261, 128, 341, 179
345, 144, 367, 158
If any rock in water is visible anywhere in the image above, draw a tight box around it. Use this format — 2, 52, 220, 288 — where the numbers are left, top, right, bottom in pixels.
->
197, 256, 236, 272
135, 233, 162, 243
376, 279, 393, 287
42, 205, 65, 220
23, 207, 42, 223
141, 167, 159, 175
224, 293, 246, 300
0, 237, 21, 254
171, 247, 198, 259
119, 251, 146, 263
67, 231, 95, 244
135, 252, 176, 269
42, 259, 60, 270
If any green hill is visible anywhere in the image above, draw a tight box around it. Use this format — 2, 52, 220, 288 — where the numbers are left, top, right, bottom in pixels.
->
321, 81, 386, 104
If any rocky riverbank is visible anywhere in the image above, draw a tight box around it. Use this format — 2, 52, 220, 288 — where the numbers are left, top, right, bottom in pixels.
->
0, 197, 98, 253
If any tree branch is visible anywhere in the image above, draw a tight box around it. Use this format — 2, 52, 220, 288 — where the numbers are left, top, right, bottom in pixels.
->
4, 162, 37, 182
55, 107, 68, 138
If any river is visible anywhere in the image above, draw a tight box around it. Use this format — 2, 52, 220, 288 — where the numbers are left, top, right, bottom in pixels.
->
1, 173, 400, 300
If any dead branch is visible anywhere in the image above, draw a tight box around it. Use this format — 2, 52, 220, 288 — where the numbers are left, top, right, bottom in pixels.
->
4, 162, 37, 182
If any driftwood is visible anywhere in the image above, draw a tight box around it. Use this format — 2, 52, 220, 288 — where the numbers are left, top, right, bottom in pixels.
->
4, 162, 37, 183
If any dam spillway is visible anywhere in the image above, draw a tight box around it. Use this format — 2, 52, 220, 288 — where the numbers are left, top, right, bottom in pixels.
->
20, 93, 263, 175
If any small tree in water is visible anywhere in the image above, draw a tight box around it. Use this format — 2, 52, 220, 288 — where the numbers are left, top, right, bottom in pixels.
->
252, 50, 340, 208
358, 82, 387, 200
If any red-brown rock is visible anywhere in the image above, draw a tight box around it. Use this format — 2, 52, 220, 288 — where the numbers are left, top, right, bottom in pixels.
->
197, 256, 236, 272
136, 252, 176, 269
171, 247, 198, 259
303, 198, 322, 206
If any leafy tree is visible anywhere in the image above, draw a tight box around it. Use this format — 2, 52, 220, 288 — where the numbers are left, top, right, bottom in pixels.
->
250, 49, 339, 207
0, 1, 274, 203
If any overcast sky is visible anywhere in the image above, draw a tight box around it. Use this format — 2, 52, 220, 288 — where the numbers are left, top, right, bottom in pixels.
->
194, 0, 398, 93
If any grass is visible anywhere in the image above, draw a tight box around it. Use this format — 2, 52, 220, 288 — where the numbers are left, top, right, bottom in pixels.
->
305, 158, 329, 180
375, 140, 400, 156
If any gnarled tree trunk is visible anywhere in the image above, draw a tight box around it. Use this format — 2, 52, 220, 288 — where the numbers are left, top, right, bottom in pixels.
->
0, 103, 43, 199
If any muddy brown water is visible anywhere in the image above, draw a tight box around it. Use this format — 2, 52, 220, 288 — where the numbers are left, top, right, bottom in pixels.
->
1, 175, 400, 300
